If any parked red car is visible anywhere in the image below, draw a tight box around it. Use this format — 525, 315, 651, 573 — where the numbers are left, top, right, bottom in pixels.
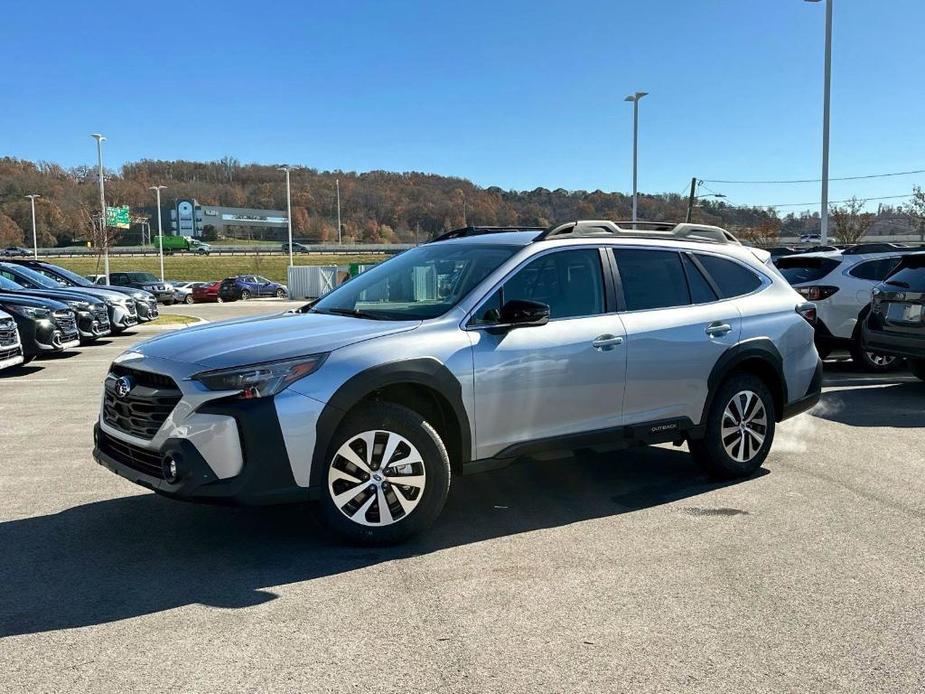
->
191, 281, 223, 303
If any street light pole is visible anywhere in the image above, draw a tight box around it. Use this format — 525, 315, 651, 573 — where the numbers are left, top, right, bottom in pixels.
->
279, 166, 293, 267
807, 0, 833, 244
624, 91, 648, 225
150, 185, 167, 282
91, 134, 109, 283
25, 194, 40, 259
335, 178, 342, 245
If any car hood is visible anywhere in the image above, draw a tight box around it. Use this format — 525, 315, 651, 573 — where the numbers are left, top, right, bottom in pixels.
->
92, 285, 155, 300
135, 311, 420, 369
2, 288, 107, 307
0, 292, 69, 311
56, 286, 134, 302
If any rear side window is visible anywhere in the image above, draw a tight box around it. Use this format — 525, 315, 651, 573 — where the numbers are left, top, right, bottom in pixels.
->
775, 257, 841, 284
884, 254, 925, 290
612, 249, 690, 311
681, 254, 718, 303
696, 254, 762, 298
848, 258, 900, 281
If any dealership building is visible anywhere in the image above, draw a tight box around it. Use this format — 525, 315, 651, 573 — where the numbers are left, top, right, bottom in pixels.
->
168, 198, 289, 240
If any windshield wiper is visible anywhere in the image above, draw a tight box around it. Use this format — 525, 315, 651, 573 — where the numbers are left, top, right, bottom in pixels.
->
312, 307, 387, 320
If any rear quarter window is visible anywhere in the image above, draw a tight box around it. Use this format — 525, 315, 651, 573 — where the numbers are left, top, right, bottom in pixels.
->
695, 254, 763, 298
848, 258, 901, 282
884, 254, 925, 290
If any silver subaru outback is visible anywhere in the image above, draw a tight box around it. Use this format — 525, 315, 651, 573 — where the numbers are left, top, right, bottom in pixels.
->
93, 221, 822, 544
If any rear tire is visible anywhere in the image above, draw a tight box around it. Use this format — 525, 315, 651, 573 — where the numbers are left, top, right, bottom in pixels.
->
690, 372, 776, 479
275, 288, 286, 298
216, 296, 224, 303
240, 289, 250, 300
909, 359, 925, 381
184, 295, 194, 304
317, 403, 451, 545
849, 338, 903, 372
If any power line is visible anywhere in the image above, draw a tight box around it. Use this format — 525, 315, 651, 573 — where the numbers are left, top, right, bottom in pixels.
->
700, 168, 925, 185
708, 193, 914, 210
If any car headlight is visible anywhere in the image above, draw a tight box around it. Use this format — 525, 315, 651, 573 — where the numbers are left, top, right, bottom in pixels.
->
191, 354, 327, 399
68, 300, 91, 311
132, 291, 149, 300
9, 305, 51, 319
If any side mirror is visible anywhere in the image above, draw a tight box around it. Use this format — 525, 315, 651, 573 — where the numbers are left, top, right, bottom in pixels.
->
498, 299, 550, 328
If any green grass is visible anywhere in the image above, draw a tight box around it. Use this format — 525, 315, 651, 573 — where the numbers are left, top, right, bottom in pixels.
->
49, 254, 385, 284
153, 313, 201, 325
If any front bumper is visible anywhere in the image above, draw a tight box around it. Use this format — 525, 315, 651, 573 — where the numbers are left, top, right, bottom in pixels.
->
136, 299, 159, 322
110, 303, 139, 330
76, 309, 112, 340
93, 362, 325, 504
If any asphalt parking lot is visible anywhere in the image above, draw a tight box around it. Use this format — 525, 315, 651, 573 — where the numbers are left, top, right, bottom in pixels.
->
1, 302, 923, 693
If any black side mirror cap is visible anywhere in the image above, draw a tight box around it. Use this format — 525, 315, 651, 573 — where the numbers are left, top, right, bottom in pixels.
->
498, 299, 550, 328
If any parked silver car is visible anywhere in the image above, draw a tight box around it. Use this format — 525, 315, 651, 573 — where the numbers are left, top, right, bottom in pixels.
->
93, 221, 821, 543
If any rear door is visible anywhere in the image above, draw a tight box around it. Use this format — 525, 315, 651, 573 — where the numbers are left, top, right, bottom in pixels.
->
612, 248, 741, 428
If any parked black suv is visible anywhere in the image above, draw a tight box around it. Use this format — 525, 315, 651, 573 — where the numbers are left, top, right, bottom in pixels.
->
108, 272, 175, 304
0, 294, 79, 361
863, 252, 925, 380
0, 268, 110, 341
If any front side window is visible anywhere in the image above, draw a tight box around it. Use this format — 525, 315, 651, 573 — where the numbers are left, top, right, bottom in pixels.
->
471, 249, 605, 325
612, 249, 690, 311
696, 254, 763, 298
313, 243, 518, 321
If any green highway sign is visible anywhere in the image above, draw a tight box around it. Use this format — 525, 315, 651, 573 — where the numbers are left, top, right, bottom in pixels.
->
106, 205, 131, 229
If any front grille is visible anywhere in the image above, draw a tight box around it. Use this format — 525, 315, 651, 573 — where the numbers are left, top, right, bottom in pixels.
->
0, 321, 18, 347
127, 302, 137, 316
98, 430, 165, 479
103, 365, 182, 439
0, 345, 22, 360
53, 310, 78, 339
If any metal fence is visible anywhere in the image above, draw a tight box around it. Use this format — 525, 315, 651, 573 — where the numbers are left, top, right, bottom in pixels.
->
32, 243, 415, 258
287, 265, 338, 299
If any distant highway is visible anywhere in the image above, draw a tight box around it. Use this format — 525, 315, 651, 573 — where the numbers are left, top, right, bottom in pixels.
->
32, 243, 416, 258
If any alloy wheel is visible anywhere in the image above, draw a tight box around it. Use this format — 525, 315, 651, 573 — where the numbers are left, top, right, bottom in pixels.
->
865, 352, 898, 368
721, 390, 768, 463
328, 430, 426, 527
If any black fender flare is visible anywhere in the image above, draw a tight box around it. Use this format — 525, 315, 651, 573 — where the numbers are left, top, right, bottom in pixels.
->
309, 358, 472, 489
700, 339, 788, 426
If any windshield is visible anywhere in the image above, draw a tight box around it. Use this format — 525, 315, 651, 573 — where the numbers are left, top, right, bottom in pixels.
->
127, 272, 159, 283
312, 243, 518, 320
41, 264, 93, 286
4, 264, 64, 288
0, 275, 24, 290
775, 257, 841, 285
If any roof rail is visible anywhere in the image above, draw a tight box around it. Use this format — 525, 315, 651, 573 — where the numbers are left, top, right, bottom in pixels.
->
535, 220, 741, 245
430, 225, 547, 243
841, 242, 905, 255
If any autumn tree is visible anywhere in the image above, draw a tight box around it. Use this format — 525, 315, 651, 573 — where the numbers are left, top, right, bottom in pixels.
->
830, 197, 875, 245
0, 213, 23, 246
904, 186, 925, 242
738, 212, 781, 247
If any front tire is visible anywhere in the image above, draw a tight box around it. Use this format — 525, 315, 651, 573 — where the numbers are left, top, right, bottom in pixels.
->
317, 403, 451, 545
184, 295, 194, 304
240, 289, 251, 300
275, 288, 286, 298
690, 372, 776, 479
909, 359, 925, 381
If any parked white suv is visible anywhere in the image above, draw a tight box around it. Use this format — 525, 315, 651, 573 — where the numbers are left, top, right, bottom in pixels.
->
775, 245, 925, 370
94, 221, 821, 544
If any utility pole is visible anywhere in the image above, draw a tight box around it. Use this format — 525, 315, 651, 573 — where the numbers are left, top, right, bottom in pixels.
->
806, 0, 833, 243
685, 178, 698, 223
624, 91, 648, 225
279, 166, 293, 266
91, 134, 109, 283
25, 194, 40, 258
150, 185, 167, 281
335, 178, 342, 244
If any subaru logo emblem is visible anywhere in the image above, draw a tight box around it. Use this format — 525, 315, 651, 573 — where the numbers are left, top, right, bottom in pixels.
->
114, 375, 134, 398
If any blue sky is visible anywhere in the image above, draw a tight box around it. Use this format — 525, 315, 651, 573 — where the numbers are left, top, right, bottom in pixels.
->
1, 0, 923, 212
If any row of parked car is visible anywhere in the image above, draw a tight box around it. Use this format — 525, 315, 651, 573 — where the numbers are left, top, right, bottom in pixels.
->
85, 273, 289, 304
772, 244, 925, 377
0, 259, 162, 372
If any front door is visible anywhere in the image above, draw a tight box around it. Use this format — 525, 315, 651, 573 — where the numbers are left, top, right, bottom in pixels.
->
468, 248, 627, 459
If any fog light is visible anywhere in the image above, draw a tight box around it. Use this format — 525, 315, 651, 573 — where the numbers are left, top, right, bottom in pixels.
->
162, 455, 180, 483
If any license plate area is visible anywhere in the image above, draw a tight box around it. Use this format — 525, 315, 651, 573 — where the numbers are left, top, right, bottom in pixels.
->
886, 302, 924, 324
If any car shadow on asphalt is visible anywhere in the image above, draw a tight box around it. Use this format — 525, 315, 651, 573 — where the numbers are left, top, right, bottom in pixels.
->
0, 446, 762, 637
814, 380, 925, 427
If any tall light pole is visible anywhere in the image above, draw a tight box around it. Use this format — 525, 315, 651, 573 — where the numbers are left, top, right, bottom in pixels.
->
335, 178, 342, 244
807, 0, 833, 244
25, 194, 40, 258
279, 166, 293, 267
624, 91, 648, 225
91, 133, 110, 283
150, 185, 167, 282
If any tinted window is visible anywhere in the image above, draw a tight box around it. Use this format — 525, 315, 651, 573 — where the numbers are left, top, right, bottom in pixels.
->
774, 256, 841, 284
883, 254, 925, 290
696, 254, 762, 298
848, 258, 900, 281
612, 249, 689, 311
498, 249, 604, 320
682, 254, 718, 303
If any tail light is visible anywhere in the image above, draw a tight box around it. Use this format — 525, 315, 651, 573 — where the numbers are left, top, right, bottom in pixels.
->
796, 302, 817, 325
796, 286, 839, 301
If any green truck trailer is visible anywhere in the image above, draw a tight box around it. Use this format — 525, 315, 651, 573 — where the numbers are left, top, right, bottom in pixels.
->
153, 236, 212, 254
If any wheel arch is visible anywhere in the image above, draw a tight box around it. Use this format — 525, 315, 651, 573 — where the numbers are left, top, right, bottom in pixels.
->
310, 359, 472, 488
701, 340, 788, 425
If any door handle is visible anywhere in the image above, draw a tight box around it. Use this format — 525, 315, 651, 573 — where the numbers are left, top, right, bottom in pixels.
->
705, 322, 733, 337
592, 334, 624, 350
